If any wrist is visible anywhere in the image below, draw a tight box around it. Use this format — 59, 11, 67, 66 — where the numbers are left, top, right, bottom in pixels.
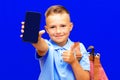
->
70, 59, 78, 67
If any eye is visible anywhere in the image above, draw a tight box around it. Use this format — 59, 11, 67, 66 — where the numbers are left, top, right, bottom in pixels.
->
50, 26, 55, 29
61, 25, 66, 27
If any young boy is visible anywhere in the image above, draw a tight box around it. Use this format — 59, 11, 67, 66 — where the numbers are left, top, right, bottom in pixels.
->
21, 5, 90, 80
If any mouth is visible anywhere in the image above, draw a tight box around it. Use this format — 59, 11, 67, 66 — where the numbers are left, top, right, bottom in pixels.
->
55, 35, 63, 39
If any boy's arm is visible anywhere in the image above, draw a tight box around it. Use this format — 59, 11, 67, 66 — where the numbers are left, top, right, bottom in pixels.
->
32, 30, 48, 56
62, 43, 90, 80
71, 43, 90, 80
62, 50, 90, 80
71, 59, 90, 80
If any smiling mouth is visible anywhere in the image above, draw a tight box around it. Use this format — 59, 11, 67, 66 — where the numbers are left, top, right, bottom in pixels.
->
55, 35, 63, 38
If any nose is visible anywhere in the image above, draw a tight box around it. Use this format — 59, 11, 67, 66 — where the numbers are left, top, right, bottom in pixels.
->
56, 27, 61, 34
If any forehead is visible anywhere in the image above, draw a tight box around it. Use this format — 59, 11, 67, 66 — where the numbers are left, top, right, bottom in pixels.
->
46, 13, 70, 23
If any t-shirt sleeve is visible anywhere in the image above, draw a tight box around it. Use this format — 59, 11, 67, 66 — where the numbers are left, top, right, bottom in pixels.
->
79, 43, 90, 71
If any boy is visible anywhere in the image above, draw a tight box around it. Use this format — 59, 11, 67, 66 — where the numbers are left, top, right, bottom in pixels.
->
21, 5, 90, 80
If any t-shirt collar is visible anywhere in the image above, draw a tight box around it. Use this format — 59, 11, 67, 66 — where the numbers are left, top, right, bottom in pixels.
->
49, 38, 73, 50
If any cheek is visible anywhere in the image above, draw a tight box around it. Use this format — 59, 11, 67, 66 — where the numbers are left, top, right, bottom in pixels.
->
47, 30, 54, 36
63, 28, 71, 34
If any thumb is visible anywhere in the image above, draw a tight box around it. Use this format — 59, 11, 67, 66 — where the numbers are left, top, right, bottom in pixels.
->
74, 42, 80, 52
74, 43, 82, 58
70, 42, 79, 51
70, 44, 75, 52
70, 42, 79, 52
39, 30, 45, 38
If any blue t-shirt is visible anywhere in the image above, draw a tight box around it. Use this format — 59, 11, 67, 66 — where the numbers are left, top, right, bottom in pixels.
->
36, 39, 90, 80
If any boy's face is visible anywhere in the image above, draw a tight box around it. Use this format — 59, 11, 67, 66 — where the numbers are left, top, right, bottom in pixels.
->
45, 13, 73, 46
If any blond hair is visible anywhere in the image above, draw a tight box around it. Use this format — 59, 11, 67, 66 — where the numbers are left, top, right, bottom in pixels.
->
45, 5, 70, 18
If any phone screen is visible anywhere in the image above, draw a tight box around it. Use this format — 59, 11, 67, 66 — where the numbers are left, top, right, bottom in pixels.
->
22, 12, 41, 43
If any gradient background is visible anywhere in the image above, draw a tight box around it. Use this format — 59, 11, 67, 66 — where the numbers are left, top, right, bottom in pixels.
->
0, 0, 120, 80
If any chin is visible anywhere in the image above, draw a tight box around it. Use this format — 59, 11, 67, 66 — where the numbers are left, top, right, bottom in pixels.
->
53, 39, 62, 42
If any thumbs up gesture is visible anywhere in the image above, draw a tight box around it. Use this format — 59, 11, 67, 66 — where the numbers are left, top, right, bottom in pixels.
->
62, 42, 82, 65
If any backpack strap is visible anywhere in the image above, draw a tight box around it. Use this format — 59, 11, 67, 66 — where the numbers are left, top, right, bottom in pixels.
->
87, 45, 95, 61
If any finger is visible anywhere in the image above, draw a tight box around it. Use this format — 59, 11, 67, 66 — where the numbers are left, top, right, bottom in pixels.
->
21, 29, 24, 33
39, 30, 45, 37
39, 30, 45, 35
62, 50, 69, 53
62, 55, 70, 61
62, 51, 74, 58
62, 50, 72, 55
21, 21, 25, 25
21, 21, 25, 29
70, 42, 79, 52
20, 34, 23, 38
21, 25, 24, 29
62, 52, 68, 56
74, 42, 80, 49
74, 43, 82, 56
73, 42, 80, 53
76, 54, 82, 58
70, 44, 75, 52
62, 56, 69, 58
75, 46, 80, 53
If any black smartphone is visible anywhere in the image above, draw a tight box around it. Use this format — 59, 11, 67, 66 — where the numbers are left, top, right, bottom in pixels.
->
22, 11, 41, 43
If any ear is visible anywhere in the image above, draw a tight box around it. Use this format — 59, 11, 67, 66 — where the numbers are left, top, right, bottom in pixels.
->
45, 25, 49, 33
69, 22, 73, 31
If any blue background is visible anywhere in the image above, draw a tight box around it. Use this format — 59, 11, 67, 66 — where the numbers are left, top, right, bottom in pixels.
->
0, 0, 120, 80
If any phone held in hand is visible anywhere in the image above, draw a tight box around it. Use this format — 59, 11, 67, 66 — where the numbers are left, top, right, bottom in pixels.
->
22, 11, 41, 43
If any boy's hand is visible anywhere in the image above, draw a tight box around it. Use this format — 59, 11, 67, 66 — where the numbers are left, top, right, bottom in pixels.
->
20, 21, 45, 39
62, 42, 82, 64
62, 49, 75, 64
20, 21, 46, 50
